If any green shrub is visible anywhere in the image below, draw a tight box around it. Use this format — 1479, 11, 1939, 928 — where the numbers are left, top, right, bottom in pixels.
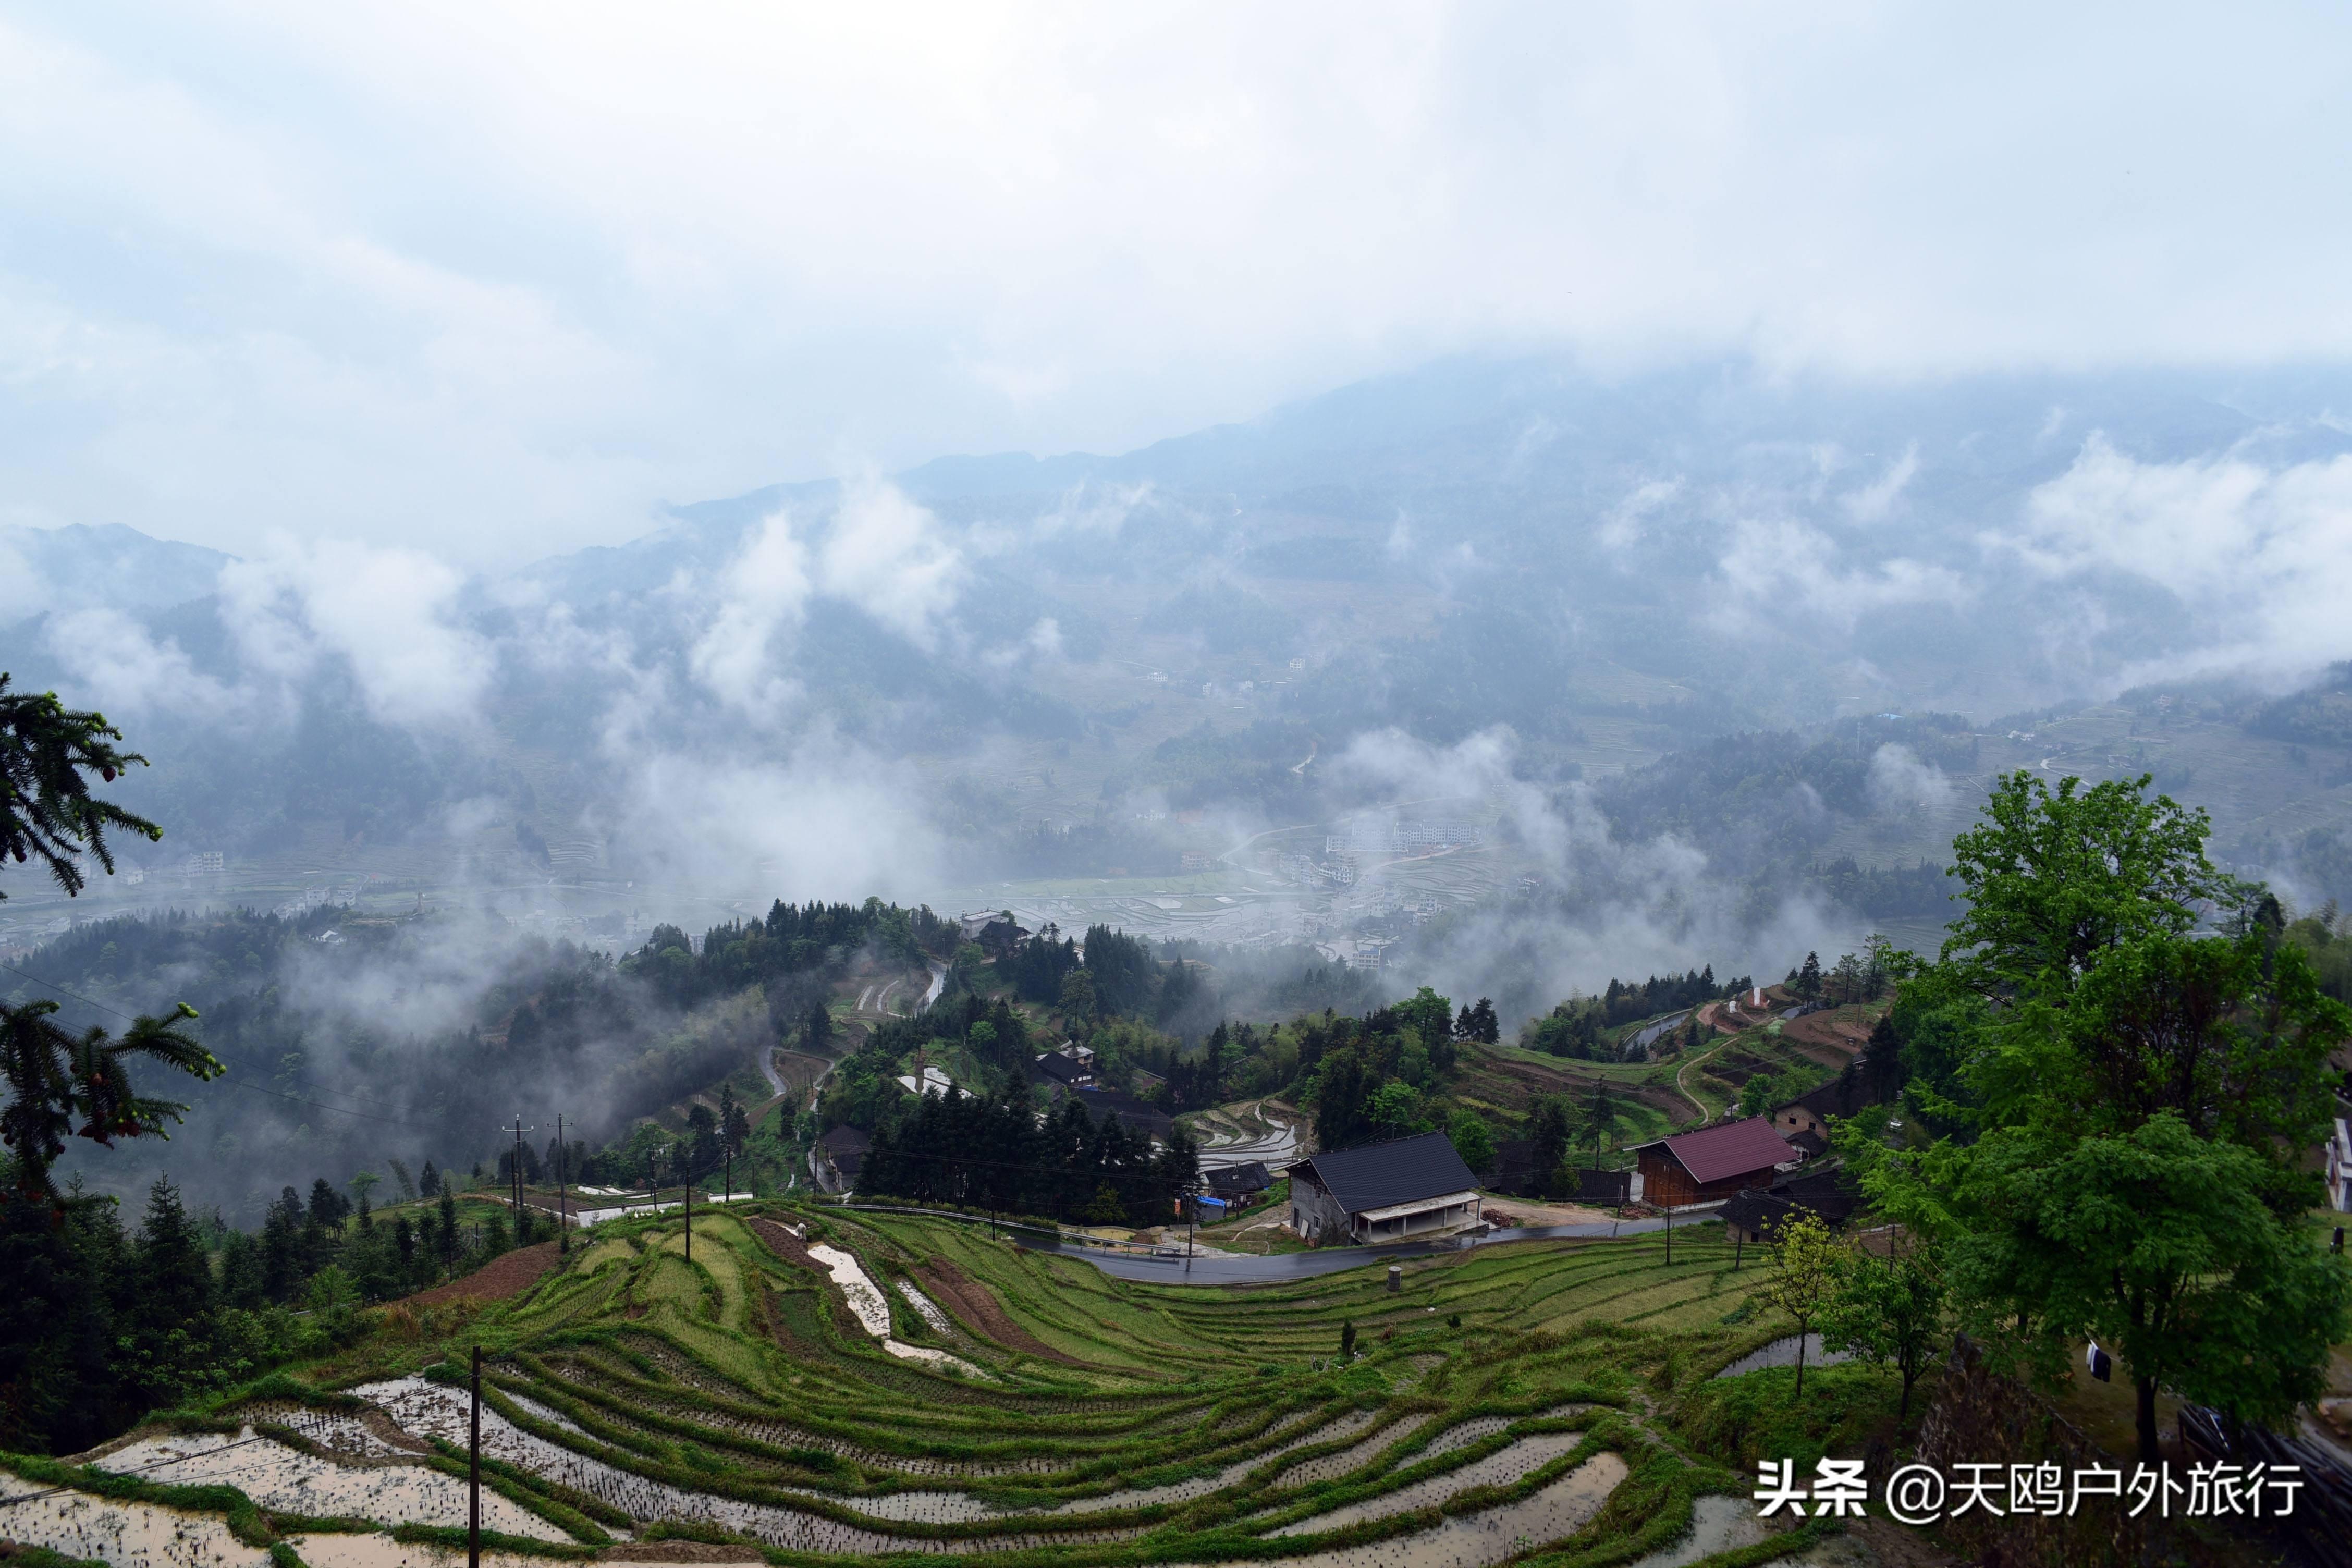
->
1669, 1361, 1906, 1470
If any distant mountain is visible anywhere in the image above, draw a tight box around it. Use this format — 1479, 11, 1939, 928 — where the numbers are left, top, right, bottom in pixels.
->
4, 353, 2350, 925
1, 522, 232, 621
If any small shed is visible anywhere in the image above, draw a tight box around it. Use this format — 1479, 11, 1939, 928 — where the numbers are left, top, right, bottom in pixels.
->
1286, 1132, 1482, 1245
1630, 1117, 1793, 1208
1721, 1169, 1861, 1244
1574, 1167, 1632, 1206
1204, 1161, 1275, 1200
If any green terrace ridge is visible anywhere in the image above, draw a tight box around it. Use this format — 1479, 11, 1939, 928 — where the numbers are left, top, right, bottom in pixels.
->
1, 1199, 1845, 1567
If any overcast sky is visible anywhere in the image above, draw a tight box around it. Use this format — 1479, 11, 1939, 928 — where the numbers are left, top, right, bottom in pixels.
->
4, 3, 2349, 566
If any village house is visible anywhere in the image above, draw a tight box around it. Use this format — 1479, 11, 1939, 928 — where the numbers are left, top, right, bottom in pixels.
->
1285, 1132, 1483, 1245
811, 1125, 871, 1194
1204, 1161, 1275, 1203
1032, 1047, 1094, 1088
1630, 1117, 1795, 1208
1770, 1069, 1886, 1142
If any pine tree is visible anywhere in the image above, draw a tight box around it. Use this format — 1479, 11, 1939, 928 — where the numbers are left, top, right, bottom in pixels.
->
0, 675, 161, 901
128, 1176, 220, 1408
218, 1227, 266, 1311
1795, 951, 1823, 1000
1, 998, 217, 1214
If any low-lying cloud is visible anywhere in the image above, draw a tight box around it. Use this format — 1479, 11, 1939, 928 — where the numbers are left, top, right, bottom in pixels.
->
2001, 435, 2352, 683
1329, 726, 1846, 1025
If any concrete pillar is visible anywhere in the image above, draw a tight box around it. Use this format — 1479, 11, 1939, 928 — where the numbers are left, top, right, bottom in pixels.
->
1387, 1263, 1402, 1292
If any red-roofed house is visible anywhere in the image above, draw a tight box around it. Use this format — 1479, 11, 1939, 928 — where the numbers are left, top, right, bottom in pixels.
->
1631, 1118, 1795, 1208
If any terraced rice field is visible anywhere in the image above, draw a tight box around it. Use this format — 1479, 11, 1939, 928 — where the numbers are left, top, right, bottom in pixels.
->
0, 1204, 1830, 1568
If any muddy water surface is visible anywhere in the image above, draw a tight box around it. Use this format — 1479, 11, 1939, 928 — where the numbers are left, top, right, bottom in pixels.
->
1269, 1431, 1587, 1536
0, 1465, 273, 1568
1182, 1453, 1629, 1568
93, 1428, 566, 1539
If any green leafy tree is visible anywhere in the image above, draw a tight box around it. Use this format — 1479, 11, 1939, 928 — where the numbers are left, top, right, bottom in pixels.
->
1084, 1184, 1125, 1226
1446, 1110, 1495, 1173
1395, 986, 1453, 1047
1367, 1081, 1429, 1139
1844, 771, 2352, 1461
1760, 1212, 1840, 1400
1, 999, 218, 1215
1821, 1237, 1946, 1417
1830, 951, 1865, 1007
1737, 1072, 1777, 1119
0, 676, 161, 900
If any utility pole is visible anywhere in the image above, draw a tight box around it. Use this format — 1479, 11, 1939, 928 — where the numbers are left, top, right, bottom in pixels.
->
556, 1112, 568, 1255
1664, 1199, 1673, 1266
468, 1344, 482, 1568
680, 1142, 692, 1267
504, 1114, 534, 1244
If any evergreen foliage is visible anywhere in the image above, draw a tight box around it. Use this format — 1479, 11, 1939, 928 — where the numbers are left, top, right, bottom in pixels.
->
0, 673, 162, 901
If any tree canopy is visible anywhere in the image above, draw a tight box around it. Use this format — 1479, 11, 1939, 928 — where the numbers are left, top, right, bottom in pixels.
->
0, 674, 162, 899
1845, 769, 2352, 1460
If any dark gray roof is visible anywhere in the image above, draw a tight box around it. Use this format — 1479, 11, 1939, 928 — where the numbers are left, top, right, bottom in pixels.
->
1073, 1086, 1173, 1138
1292, 1132, 1478, 1216
1032, 1052, 1088, 1086
1205, 1161, 1273, 1195
820, 1124, 871, 1174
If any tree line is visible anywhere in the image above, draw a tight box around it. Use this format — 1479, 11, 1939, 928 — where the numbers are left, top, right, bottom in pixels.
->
623, 897, 955, 1010
1518, 964, 1754, 1059
856, 1085, 1200, 1227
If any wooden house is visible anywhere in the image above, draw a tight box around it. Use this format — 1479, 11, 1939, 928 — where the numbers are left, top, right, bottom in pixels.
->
1630, 1117, 1793, 1208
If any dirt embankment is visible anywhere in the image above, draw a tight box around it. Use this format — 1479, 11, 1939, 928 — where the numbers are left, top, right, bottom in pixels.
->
408, 1240, 561, 1305
1781, 1008, 1876, 1057
912, 1257, 1088, 1367
746, 1215, 823, 1274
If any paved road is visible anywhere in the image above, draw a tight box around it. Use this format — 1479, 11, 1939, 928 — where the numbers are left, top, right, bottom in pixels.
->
1021, 1214, 1716, 1283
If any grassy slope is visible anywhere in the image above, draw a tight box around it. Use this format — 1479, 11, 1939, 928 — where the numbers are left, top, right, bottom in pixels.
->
13, 1200, 1924, 1567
